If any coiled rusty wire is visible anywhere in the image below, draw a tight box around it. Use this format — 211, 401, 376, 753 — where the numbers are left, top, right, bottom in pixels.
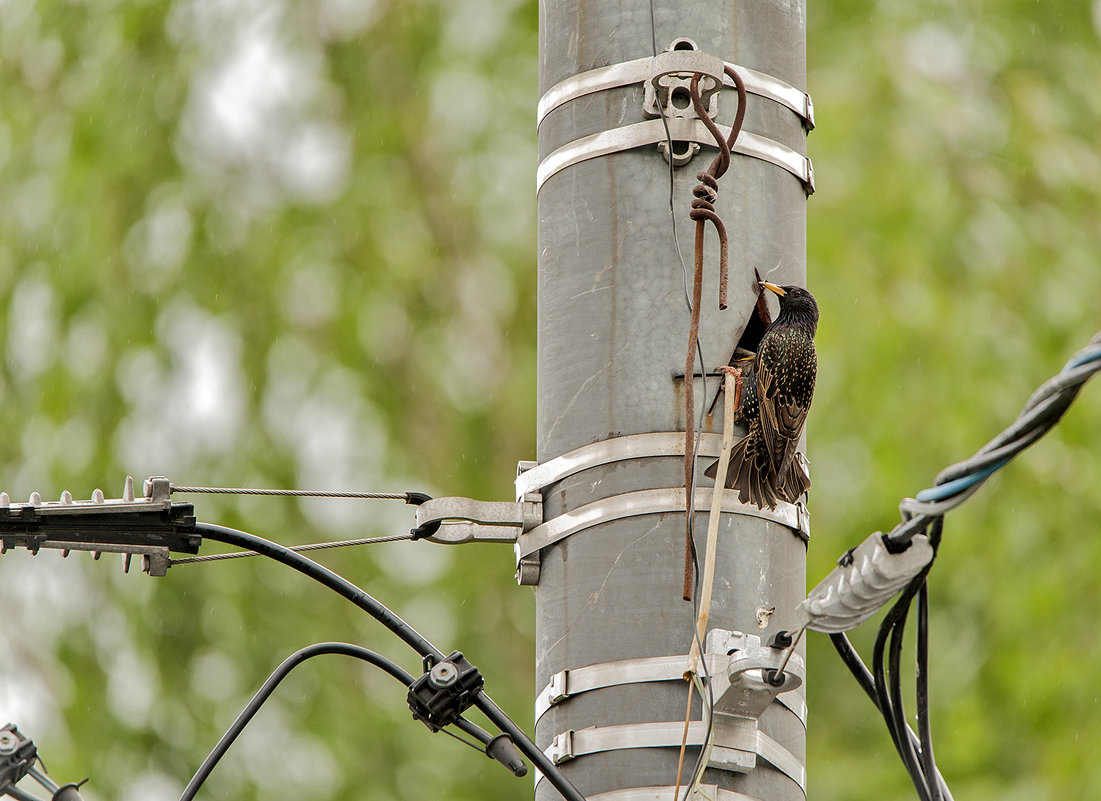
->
683, 65, 748, 601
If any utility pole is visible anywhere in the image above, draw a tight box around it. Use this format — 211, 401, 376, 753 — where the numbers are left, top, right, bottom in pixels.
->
526, 2, 813, 800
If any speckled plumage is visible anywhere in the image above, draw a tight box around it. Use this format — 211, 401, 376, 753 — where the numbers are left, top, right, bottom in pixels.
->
708, 284, 818, 510
728, 360, 759, 426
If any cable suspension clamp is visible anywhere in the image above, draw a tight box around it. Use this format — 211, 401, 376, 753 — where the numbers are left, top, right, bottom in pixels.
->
794, 531, 934, 633
0, 476, 199, 577
537, 38, 814, 193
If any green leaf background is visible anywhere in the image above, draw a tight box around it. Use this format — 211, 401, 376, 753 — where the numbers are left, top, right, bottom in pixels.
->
1, 1, 1098, 799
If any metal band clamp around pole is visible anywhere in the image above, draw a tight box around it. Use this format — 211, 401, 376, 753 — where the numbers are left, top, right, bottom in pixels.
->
534, 652, 807, 726
517, 486, 809, 562
516, 432, 724, 498
585, 785, 775, 801
537, 53, 815, 130
538, 118, 814, 194
541, 721, 806, 795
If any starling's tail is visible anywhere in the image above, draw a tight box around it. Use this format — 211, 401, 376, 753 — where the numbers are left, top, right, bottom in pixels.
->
703, 430, 782, 510
776, 456, 810, 505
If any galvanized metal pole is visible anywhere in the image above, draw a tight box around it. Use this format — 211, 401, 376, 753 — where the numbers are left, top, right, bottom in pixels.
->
531, 2, 811, 800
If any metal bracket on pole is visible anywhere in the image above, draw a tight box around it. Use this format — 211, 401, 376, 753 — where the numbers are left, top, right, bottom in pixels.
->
705, 629, 805, 776
413, 496, 542, 545
536, 39, 815, 193
538, 115, 814, 195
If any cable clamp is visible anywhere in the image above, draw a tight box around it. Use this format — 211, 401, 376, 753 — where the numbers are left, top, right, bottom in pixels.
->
548, 729, 575, 764
794, 531, 934, 633
0, 723, 36, 793
0, 723, 87, 800
407, 651, 485, 733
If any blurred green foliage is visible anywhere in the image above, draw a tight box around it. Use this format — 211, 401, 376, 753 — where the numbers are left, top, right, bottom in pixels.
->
0, 1, 1098, 800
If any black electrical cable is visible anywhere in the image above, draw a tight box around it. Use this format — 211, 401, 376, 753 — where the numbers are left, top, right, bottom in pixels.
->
180, 642, 414, 801
829, 632, 876, 703
886, 596, 929, 801
194, 523, 442, 659
4, 784, 42, 801
190, 523, 586, 801
915, 581, 940, 801
831, 626, 955, 801
862, 517, 946, 801
871, 589, 922, 796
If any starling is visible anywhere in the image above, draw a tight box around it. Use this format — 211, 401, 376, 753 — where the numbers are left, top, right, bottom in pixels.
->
706, 282, 818, 509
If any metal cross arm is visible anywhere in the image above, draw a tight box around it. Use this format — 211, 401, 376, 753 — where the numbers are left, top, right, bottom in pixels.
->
412, 496, 541, 545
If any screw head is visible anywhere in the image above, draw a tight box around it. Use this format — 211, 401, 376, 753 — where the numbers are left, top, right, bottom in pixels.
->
0, 731, 19, 755
429, 661, 459, 688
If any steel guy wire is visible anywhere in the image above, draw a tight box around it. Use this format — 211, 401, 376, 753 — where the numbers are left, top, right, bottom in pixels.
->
169, 533, 415, 565
170, 484, 409, 501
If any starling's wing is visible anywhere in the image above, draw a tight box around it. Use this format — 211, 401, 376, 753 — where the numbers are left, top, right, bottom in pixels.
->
755, 333, 813, 479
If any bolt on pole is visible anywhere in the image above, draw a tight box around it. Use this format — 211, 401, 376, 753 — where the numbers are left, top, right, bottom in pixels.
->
533, 2, 810, 800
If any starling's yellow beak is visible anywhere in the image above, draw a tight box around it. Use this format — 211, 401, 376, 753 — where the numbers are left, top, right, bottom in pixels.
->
759, 281, 786, 296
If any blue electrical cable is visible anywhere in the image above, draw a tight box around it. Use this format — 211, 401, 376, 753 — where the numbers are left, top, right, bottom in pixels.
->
1065, 347, 1101, 370
914, 458, 1010, 503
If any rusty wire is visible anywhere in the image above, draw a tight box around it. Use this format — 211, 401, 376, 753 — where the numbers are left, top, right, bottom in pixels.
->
682, 65, 748, 601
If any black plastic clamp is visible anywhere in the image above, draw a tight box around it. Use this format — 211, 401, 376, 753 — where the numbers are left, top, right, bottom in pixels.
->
0, 723, 36, 792
407, 651, 485, 732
